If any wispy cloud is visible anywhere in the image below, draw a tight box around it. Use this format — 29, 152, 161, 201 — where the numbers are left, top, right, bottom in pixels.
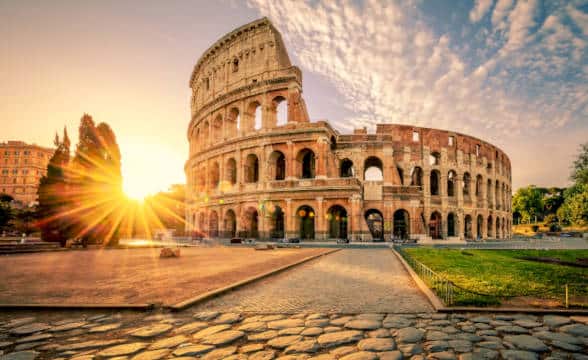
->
247, 0, 587, 141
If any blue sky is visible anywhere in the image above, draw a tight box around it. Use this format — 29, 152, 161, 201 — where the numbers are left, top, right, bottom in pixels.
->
1, 0, 586, 194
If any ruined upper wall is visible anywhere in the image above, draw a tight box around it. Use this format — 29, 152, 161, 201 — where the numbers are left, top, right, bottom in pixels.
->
189, 17, 297, 117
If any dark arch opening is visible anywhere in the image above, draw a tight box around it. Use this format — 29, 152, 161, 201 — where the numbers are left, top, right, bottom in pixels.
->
226, 158, 237, 185
243, 207, 259, 239
477, 214, 484, 240
340, 159, 354, 178
365, 209, 384, 242
464, 215, 473, 239
447, 171, 456, 197
209, 211, 219, 238
270, 205, 285, 239
430, 170, 440, 195
245, 154, 259, 183
297, 205, 315, 240
393, 209, 410, 240
298, 149, 315, 179
364, 156, 383, 181
328, 205, 348, 239
429, 211, 442, 239
411, 167, 423, 186
447, 212, 456, 237
270, 151, 286, 180
224, 209, 236, 238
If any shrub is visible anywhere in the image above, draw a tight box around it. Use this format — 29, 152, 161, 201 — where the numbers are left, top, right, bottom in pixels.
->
532, 225, 539, 232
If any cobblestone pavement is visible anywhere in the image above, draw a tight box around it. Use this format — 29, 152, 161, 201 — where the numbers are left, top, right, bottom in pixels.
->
191, 249, 433, 314
1, 310, 587, 359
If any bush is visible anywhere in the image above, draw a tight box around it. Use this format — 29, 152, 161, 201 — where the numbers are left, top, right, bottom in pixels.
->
549, 223, 562, 232
532, 225, 539, 232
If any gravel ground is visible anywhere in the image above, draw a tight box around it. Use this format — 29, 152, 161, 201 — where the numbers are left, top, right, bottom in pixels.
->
191, 249, 434, 314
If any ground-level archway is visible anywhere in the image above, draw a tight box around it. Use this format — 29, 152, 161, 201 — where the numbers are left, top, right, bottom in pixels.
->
327, 205, 348, 239
477, 214, 484, 240
243, 207, 259, 239
447, 212, 456, 237
429, 211, 442, 239
365, 209, 384, 241
393, 209, 410, 240
209, 210, 219, 238
224, 209, 237, 238
270, 205, 285, 239
464, 214, 473, 240
297, 205, 315, 240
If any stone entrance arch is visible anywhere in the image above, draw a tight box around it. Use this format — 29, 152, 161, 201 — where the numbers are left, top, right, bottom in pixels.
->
365, 209, 384, 242
270, 205, 285, 239
429, 211, 442, 239
224, 209, 237, 238
243, 207, 259, 239
393, 209, 410, 240
297, 205, 315, 240
327, 205, 348, 239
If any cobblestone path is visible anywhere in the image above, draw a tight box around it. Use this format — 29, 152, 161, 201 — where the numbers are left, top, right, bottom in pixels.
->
191, 249, 433, 314
1, 310, 587, 359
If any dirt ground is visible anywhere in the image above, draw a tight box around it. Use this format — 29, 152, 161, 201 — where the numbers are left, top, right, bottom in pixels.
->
0, 247, 329, 306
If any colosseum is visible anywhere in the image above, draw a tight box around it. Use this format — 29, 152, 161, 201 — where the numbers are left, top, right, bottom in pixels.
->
185, 18, 512, 243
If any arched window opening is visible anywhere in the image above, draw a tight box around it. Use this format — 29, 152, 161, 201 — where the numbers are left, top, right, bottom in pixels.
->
273, 96, 287, 126
364, 156, 383, 181
254, 104, 262, 130
330, 136, 337, 151
270, 151, 286, 180
245, 154, 259, 183
487, 216, 493, 238
212, 115, 222, 141
297, 205, 315, 240
232, 58, 239, 72
365, 209, 384, 242
397, 167, 404, 185
393, 209, 410, 240
209, 211, 219, 238
198, 212, 207, 234
487, 179, 493, 204
270, 205, 285, 239
430, 170, 440, 195
225, 158, 237, 185
224, 209, 237, 238
477, 215, 484, 240
447, 212, 456, 237
464, 215, 473, 239
411, 167, 423, 187
210, 162, 220, 189
226, 108, 239, 138
202, 120, 210, 147
496, 217, 501, 239
297, 149, 315, 179
340, 159, 354, 178
429, 211, 442, 239
447, 171, 456, 197
429, 152, 441, 166
328, 205, 348, 240
463, 172, 471, 196
476, 175, 483, 198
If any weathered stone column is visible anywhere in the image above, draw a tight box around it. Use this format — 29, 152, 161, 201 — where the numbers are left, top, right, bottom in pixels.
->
286, 141, 295, 180
316, 197, 325, 240
285, 198, 294, 238
316, 137, 328, 179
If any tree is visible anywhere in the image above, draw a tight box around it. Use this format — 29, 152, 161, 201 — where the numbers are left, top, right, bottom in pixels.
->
558, 184, 588, 226
571, 142, 588, 186
512, 186, 544, 223
0, 195, 14, 232
37, 129, 71, 245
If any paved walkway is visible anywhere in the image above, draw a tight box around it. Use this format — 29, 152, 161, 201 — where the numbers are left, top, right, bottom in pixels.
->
191, 249, 434, 314
0, 311, 587, 359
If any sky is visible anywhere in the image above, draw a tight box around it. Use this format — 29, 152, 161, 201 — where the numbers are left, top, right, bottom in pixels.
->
1, 0, 586, 197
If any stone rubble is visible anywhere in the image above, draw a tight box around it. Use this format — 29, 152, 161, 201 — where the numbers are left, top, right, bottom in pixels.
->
0, 311, 586, 360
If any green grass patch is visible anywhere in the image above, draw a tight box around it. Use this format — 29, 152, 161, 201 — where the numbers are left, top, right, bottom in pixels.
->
403, 248, 588, 306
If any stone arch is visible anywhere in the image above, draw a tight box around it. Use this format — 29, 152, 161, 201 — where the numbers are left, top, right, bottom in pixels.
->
210, 161, 220, 189
411, 166, 423, 186
364, 209, 384, 241
430, 170, 440, 195
477, 214, 484, 239
393, 209, 410, 240
243, 206, 259, 239
224, 209, 237, 238
364, 156, 383, 181
297, 148, 316, 179
340, 159, 354, 178
202, 120, 210, 147
447, 212, 456, 237
245, 154, 259, 183
476, 174, 483, 199
212, 114, 223, 141
272, 96, 288, 127
269, 151, 286, 180
226, 107, 240, 138
464, 214, 473, 239
429, 151, 441, 166
297, 205, 315, 240
225, 158, 237, 185
487, 179, 493, 204
245, 100, 261, 131
463, 172, 471, 197
397, 166, 404, 185
429, 211, 442, 239
269, 204, 285, 239
447, 170, 457, 197
327, 205, 348, 240
487, 215, 493, 238
209, 210, 219, 237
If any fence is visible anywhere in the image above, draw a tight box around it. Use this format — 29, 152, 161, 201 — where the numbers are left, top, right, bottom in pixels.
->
395, 246, 587, 307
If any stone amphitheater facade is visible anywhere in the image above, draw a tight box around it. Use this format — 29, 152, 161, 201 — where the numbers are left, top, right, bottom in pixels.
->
185, 18, 512, 242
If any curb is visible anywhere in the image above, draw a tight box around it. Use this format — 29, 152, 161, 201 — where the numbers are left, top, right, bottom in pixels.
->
391, 248, 445, 311
168, 248, 341, 311
0, 303, 155, 311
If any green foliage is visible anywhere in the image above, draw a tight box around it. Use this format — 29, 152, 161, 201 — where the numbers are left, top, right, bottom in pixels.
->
571, 142, 588, 186
558, 184, 588, 227
512, 186, 544, 223
405, 248, 588, 306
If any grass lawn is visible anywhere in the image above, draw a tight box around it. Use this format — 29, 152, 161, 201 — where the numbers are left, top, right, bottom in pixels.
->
403, 248, 588, 307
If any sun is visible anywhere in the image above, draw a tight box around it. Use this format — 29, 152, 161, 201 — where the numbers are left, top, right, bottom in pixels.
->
123, 180, 153, 200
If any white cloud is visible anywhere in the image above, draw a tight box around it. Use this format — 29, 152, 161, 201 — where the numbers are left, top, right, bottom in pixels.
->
491, 0, 514, 29
470, 0, 494, 23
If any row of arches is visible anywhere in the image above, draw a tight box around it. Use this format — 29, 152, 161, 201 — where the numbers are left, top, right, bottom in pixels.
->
191, 97, 288, 153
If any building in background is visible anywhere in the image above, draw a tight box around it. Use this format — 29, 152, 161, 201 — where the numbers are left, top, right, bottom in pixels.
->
0, 141, 54, 206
